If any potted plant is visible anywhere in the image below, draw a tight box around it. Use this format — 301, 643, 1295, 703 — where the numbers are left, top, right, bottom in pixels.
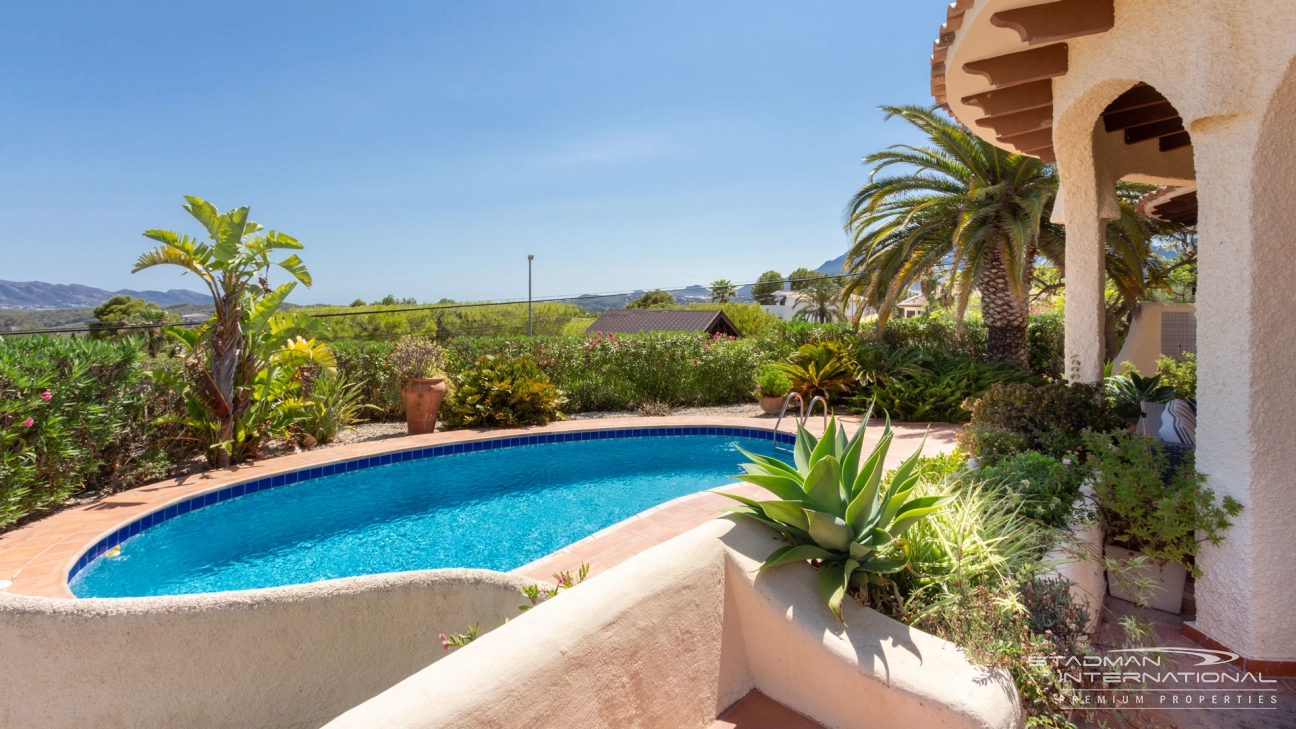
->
756, 364, 793, 415
1081, 430, 1241, 613
1105, 369, 1175, 435
390, 335, 448, 435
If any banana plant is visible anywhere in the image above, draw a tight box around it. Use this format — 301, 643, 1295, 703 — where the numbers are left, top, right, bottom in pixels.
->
154, 285, 336, 464
718, 413, 952, 621
133, 196, 312, 466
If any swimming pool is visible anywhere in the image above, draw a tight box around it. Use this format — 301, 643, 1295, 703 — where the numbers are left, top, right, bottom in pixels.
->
69, 428, 792, 598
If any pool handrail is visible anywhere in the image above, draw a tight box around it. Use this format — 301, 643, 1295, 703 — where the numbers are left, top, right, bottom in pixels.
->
806, 395, 829, 432
772, 393, 805, 452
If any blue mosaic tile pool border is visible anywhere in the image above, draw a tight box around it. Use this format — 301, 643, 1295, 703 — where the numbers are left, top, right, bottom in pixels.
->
67, 426, 796, 584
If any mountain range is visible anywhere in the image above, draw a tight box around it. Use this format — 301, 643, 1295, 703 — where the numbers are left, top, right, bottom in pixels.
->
563, 255, 849, 312
0, 254, 850, 313
0, 280, 210, 310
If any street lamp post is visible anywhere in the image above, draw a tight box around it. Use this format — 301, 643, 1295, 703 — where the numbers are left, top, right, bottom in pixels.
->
527, 254, 535, 337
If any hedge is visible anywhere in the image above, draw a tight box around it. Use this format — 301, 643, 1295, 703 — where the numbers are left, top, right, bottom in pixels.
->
0, 336, 193, 528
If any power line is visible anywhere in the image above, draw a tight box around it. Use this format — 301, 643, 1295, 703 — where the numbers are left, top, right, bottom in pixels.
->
0, 273, 853, 337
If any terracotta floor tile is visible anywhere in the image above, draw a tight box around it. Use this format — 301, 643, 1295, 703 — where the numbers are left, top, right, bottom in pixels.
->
715, 690, 825, 729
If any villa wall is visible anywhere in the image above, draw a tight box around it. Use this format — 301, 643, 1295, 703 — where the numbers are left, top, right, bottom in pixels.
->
0, 569, 537, 729
1111, 302, 1196, 377
324, 518, 1024, 729
1039, 0, 1296, 664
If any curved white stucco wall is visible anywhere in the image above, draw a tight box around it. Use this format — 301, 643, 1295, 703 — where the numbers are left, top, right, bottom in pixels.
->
0, 569, 537, 729
326, 519, 1023, 729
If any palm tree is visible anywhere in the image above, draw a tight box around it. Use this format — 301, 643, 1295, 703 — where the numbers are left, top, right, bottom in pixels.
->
842, 106, 1060, 369
793, 278, 844, 323
133, 196, 315, 466
709, 279, 737, 304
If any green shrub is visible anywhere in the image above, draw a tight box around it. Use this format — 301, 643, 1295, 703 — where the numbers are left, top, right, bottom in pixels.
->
755, 314, 1064, 380
904, 451, 968, 483
447, 332, 765, 412
297, 374, 369, 444
435, 301, 583, 339
331, 341, 403, 420
755, 321, 854, 361
1082, 430, 1241, 574
755, 364, 791, 399
1156, 352, 1197, 398
441, 355, 565, 429
304, 304, 438, 341
901, 483, 1088, 724
856, 357, 1037, 423
958, 382, 1128, 464
682, 303, 781, 338
0, 336, 191, 528
977, 451, 1084, 529
881, 316, 985, 362
1025, 312, 1065, 380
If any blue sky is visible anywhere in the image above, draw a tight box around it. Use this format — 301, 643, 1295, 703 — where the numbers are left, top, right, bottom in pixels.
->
0, 1, 947, 304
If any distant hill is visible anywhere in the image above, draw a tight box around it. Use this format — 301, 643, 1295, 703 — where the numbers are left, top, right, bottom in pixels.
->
563, 284, 730, 313
565, 256, 849, 313
0, 280, 210, 310
816, 253, 848, 276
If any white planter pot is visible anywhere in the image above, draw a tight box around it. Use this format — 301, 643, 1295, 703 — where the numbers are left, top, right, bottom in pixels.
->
1043, 483, 1105, 633
1104, 544, 1188, 614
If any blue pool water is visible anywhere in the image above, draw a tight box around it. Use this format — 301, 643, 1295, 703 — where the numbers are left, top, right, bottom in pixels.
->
70, 434, 786, 598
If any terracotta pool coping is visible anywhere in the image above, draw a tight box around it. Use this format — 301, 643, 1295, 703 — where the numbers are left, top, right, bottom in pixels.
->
0, 416, 958, 599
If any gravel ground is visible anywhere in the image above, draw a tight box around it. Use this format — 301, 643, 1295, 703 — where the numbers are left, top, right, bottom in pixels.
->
290, 402, 852, 452
567, 403, 769, 420
308, 404, 776, 451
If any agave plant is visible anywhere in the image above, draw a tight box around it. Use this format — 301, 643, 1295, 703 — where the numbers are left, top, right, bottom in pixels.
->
718, 414, 952, 621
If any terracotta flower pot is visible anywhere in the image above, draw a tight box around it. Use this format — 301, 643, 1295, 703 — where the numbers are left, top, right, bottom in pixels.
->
402, 377, 448, 435
759, 395, 786, 416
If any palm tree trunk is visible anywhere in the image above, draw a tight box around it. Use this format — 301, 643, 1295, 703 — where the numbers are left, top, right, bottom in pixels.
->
979, 242, 1032, 370
210, 293, 242, 468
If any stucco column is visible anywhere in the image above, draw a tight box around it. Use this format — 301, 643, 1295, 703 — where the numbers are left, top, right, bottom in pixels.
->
1058, 164, 1108, 384
1192, 103, 1296, 663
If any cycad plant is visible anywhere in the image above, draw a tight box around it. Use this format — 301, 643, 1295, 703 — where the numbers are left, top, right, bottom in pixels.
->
718, 415, 952, 621
778, 342, 856, 403
1104, 369, 1176, 434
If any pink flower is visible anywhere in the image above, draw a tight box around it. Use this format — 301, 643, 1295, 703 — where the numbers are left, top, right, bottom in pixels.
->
22, 418, 34, 427
439, 633, 450, 650
1061, 458, 1073, 466
40, 391, 52, 401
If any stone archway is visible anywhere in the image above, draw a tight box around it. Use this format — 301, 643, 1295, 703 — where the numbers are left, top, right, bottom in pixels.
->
1053, 78, 1197, 383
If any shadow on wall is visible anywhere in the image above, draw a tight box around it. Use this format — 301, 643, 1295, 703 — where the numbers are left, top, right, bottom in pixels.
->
325, 518, 1022, 729
0, 569, 538, 729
